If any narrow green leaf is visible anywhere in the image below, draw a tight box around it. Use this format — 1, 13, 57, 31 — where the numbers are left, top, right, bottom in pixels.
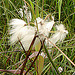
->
58, 0, 62, 23
44, 44, 60, 75
29, 0, 34, 12
35, 0, 39, 17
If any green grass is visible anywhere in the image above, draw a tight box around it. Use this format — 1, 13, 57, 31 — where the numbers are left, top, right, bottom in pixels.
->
0, 0, 75, 75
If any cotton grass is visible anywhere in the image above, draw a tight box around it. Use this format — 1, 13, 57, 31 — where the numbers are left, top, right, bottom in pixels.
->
9, 17, 55, 51
9, 19, 36, 51
9, 16, 68, 51
46, 24, 68, 47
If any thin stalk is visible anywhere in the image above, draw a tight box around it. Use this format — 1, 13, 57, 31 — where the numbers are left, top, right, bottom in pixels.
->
20, 35, 38, 75
2, 0, 9, 22
35, 0, 39, 17
42, 34, 75, 66
44, 44, 60, 75
24, 40, 45, 75
58, 0, 62, 23
41, 0, 44, 18
18, 39, 27, 54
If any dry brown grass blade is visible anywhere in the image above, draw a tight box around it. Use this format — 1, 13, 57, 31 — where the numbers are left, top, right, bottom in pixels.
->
18, 39, 27, 54
6, 54, 12, 63
0, 69, 30, 74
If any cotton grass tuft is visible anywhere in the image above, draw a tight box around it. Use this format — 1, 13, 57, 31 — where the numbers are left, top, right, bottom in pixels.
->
46, 24, 68, 47
9, 19, 36, 51
9, 17, 68, 51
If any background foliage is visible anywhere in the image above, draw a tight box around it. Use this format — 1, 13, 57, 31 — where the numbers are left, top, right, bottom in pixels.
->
0, 0, 75, 75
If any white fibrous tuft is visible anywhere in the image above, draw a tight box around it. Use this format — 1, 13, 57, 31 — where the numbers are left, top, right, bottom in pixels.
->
20, 26, 36, 51
9, 19, 37, 51
45, 20, 55, 32
9, 17, 68, 51
36, 17, 44, 23
55, 24, 68, 41
58, 67, 63, 73
46, 24, 68, 47
9, 17, 55, 51
9, 19, 27, 40
9, 19, 27, 28
35, 17, 55, 37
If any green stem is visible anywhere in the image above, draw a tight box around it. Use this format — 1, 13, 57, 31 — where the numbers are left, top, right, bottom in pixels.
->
41, 0, 44, 18
58, 0, 62, 23
44, 44, 60, 75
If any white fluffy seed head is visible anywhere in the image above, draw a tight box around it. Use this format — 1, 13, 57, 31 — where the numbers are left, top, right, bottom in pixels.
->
9, 19, 27, 44
45, 24, 68, 47
20, 26, 36, 51
55, 24, 68, 41
35, 17, 55, 37
36, 17, 44, 24
10, 26, 36, 51
9, 17, 55, 51
58, 67, 63, 73
9, 18, 68, 51
9, 19, 37, 51
9, 19, 27, 28
56, 24, 68, 34
45, 20, 55, 32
